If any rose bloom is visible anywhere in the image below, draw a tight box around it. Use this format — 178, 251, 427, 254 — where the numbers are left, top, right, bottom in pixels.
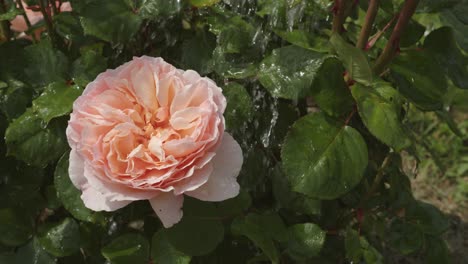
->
10, 1, 72, 38
67, 56, 243, 228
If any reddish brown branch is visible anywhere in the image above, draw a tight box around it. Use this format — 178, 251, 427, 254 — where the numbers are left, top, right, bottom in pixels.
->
373, 0, 420, 75
357, 0, 379, 50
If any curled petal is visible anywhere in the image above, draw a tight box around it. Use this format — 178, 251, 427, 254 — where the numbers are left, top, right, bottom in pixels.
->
187, 133, 242, 201
81, 184, 131, 211
149, 192, 184, 228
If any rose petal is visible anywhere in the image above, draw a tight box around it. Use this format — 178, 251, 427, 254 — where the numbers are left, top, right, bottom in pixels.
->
81, 184, 131, 211
186, 133, 242, 201
69, 149, 87, 189
172, 162, 213, 195
149, 192, 184, 228
130, 63, 158, 112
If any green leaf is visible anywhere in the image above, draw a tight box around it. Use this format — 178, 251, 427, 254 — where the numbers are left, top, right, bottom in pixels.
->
166, 198, 224, 256
80, 0, 143, 43
407, 201, 449, 235
258, 45, 324, 99
330, 33, 373, 85
232, 212, 286, 263
37, 218, 80, 257
101, 233, 149, 264
71, 45, 108, 87
389, 50, 447, 111
274, 29, 329, 53
416, 0, 458, 13
0, 5, 23, 21
215, 16, 257, 54
212, 47, 258, 79
32, 82, 82, 123
281, 113, 368, 199
0, 208, 34, 246
424, 27, 468, 90
45, 185, 62, 210
286, 223, 325, 260
311, 57, 354, 117
5, 109, 68, 167
439, 6, 468, 52
272, 165, 321, 216
0, 238, 56, 264
189, 0, 220, 7
151, 231, 191, 264
388, 220, 424, 255
24, 40, 69, 87
345, 229, 383, 264
0, 79, 32, 121
180, 32, 215, 75
53, 12, 85, 42
54, 152, 105, 223
424, 236, 451, 264
215, 191, 252, 218
400, 20, 425, 47
351, 82, 411, 151
0, 40, 28, 80
139, 0, 183, 19
223, 82, 253, 131
345, 228, 362, 262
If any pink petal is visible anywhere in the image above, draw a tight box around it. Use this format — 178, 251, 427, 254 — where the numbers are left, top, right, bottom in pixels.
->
186, 133, 242, 201
130, 63, 158, 112
81, 184, 131, 211
149, 192, 184, 228
68, 149, 87, 189
172, 162, 213, 195
83, 162, 156, 202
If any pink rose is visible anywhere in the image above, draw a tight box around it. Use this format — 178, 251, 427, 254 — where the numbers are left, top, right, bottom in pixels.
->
10, 1, 72, 38
67, 56, 243, 228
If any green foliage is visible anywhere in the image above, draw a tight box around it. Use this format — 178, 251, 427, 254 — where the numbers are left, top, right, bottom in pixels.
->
0, 208, 34, 246
151, 231, 191, 264
101, 233, 150, 264
258, 45, 324, 99
352, 81, 411, 151
0, 0, 465, 262
282, 113, 368, 199
166, 198, 225, 256
37, 217, 81, 257
80, 0, 143, 43
54, 153, 105, 223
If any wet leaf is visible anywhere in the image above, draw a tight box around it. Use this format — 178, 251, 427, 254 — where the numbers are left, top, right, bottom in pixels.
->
282, 113, 368, 199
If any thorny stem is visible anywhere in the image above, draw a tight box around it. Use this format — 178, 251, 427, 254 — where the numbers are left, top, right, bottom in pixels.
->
366, 14, 398, 50
38, 0, 54, 35
373, 0, 420, 75
356, 0, 379, 50
38, 0, 63, 47
332, 0, 348, 33
17, 0, 32, 28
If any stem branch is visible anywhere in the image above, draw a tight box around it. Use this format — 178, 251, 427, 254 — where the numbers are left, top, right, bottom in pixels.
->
332, 0, 348, 33
373, 0, 419, 74
17, 0, 32, 28
38, 0, 56, 40
358, 154, 393, 208
357, 0, 379, 49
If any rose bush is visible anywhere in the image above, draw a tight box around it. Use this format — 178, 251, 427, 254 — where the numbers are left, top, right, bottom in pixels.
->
10, 0, 71, 38
67, 56, 242, 227
0, 0, 466, 263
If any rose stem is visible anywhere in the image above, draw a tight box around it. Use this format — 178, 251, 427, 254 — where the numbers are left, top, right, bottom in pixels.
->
356, 0, 379, 50
373, 0, 420, 75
